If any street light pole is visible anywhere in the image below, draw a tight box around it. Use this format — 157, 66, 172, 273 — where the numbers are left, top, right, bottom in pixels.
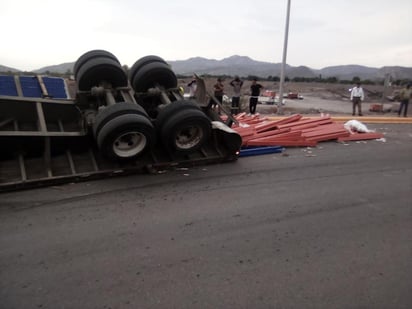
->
277, 0, 291, 114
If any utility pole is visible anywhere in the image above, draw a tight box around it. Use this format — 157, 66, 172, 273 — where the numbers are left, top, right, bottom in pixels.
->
381, 73, 391, 102
277, 0, 291, 114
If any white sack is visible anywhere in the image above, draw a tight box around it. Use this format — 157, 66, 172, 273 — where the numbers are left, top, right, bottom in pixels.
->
344, 120, 370, 133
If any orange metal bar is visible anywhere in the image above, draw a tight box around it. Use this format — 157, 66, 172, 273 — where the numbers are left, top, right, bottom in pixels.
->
250, 127, 291, 139
306, 132, 350, 142
247, 140, 317, 147
285, 119, 333, 131
274, 114, 303, 125
250, 131, 303, 142
277, 117, 332, 129
255, 121, 281, 133
337, 132, 384, 142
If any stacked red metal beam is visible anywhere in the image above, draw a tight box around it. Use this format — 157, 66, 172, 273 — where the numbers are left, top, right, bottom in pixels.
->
230, 114, 384, 147
337, 132, 385, 142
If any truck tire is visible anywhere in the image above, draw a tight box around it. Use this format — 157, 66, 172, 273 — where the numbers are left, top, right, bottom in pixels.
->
131, 62, 177, 93
155, 100, 200, 129
74, 50, 120, 79
76, 57, 128, 91
97, 114, 155, 161
129, 55, 167, 85
160, 108, 211, 153
93, 102, 149, 138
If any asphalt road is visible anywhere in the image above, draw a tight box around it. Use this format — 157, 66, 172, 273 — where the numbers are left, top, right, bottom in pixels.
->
1, 124, 411, 309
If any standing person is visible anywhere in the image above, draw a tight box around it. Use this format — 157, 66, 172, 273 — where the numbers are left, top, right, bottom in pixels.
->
187, 76, 197, 99
249, 78, 263, 114
230, 76, 243, 114
398, 84, 411, 117
209, 78, 224, 113
350, 82, 365, 116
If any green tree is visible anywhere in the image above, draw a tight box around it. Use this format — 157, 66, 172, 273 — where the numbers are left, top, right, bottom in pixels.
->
325, 77, 338, 83
362, 79, 375, 85
352, 76, 361, 84
247, 75, 259, 81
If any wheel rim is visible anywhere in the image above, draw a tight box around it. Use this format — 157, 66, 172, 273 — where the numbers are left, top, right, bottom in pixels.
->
112, 131, 147, 158
175, 126, 204, 149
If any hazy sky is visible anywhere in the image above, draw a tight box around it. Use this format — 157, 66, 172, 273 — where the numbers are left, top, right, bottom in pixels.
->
1, 0, 411, 71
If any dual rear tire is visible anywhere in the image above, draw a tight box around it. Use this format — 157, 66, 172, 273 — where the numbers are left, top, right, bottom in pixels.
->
74, 51, 177, 92
93, 100, 212, 160
74, 50, 128, 91
75, 50, 210, 160
93, 103, 155, 161
96, 113, 155, 160
156, 100, 211, 153
130, 56, 177, 92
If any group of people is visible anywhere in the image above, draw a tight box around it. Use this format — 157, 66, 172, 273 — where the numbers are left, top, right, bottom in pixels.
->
188, 77, 411, 117
188, 76, 264, 115
226, 76, 264, 115
350, 82, 410, 117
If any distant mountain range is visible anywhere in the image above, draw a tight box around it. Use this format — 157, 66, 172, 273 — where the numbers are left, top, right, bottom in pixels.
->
168, 56, 412, 80
1, 55, 411, 81
0, 64, 20, 73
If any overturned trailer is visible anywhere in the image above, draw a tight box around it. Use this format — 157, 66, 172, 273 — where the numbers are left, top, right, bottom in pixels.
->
0, 50, 242, 192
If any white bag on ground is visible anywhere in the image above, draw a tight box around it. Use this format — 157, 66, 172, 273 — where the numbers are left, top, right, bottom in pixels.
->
344, 120, 370, 133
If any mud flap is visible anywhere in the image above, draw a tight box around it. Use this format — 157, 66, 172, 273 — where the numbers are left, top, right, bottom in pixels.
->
211, 121, 242, 155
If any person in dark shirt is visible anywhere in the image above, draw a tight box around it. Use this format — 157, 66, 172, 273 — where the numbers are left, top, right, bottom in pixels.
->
249, 78, 263, 114
398, 83, 411, 117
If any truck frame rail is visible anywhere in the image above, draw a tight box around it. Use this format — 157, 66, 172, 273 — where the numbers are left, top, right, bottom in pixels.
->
0, 51, 242, 192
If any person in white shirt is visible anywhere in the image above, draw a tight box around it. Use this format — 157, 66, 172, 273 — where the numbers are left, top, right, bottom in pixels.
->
350, 82, 365, 116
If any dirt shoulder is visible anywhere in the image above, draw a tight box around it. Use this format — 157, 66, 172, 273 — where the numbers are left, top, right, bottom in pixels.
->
179, 78, 401, 117
256, 95, 399, 117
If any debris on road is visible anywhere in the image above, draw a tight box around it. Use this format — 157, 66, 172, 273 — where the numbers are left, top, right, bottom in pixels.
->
239, 146, 284, 157
343, 119, 370, 133
229, 113, 385, 148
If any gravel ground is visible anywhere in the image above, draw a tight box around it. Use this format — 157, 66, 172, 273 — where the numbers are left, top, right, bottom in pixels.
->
179, 78, 401, 117
255, 96, 400, 116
